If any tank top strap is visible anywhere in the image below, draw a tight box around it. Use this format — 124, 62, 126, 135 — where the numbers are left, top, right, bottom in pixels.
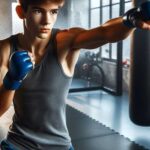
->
9, 29, 60, 57
9, 34, 19, 54
50, 28, 60, 55
51, 28, 60, 43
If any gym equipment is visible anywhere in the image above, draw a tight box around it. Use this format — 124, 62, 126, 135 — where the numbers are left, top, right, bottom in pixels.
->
123, 1, 150, 28
129, 1, 150, 126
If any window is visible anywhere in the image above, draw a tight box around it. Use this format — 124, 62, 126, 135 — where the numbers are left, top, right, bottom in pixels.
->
123, 1, 132, 61
102, 0, 110, 6
111, 3, 120, 59
12, 2, 23, 34
90, 9, 100, 28
102, 6, 110, 24
91, 0, 100, 8
112, 0, 120, 4
89, 0, 132, 61
90, 0, 120, 59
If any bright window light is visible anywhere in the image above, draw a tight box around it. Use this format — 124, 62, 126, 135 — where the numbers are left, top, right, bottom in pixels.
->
12, 2, 23, 34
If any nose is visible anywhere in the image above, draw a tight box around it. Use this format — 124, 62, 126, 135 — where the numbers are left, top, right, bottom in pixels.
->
41, 12, 51, 25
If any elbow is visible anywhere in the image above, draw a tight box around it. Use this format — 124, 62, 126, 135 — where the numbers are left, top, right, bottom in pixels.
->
0, 98, 12, 118
0, 105, 10, 117
102, 24, 133, 43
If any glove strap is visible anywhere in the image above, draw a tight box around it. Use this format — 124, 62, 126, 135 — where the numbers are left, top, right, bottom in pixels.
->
123, 8, 139, 28
3, 72, 22, 90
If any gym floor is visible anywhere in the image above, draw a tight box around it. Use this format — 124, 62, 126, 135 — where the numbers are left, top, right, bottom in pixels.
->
67, 90, 150, 150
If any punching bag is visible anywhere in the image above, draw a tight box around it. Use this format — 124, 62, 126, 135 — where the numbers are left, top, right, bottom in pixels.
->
129, 0, 150, 126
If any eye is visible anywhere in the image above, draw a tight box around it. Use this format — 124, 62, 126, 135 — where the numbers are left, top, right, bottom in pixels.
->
33, 9, 42, 14
50, 9, 59, 15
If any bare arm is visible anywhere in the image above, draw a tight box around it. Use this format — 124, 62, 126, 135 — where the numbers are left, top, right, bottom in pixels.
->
70, 17, 134, 50
0, 74, 15, 117
0, 40, 15, 117
67, 15, 150, 50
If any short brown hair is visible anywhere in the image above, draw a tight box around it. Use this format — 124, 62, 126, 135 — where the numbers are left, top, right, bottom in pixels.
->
18, 0, 65, 11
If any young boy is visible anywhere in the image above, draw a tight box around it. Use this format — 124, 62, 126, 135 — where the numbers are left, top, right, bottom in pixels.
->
0, 0, 150, 149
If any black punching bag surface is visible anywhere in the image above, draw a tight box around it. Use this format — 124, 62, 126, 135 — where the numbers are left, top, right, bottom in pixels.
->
129, 0, 150, 126
130, 28, 150, 126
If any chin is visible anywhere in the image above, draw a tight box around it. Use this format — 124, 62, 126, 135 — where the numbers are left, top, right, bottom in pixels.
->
37, 34, 50, 39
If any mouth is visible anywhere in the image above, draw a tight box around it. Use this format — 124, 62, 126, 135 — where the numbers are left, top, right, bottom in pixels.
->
40, 28, 50, 33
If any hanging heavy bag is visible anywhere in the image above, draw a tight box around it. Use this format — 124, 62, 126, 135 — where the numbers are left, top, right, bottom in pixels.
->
123, 1, 150, 126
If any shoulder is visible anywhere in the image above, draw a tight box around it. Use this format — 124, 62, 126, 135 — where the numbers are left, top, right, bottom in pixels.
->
56, 27, 87, 38
56, 27, 87, 48
0, 37, 11, 50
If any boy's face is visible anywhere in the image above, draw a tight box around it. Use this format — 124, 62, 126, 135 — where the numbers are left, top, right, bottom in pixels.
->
23, 1, 60, 39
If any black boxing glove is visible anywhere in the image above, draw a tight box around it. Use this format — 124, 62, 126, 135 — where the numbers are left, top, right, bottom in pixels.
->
123, 1, 150, 28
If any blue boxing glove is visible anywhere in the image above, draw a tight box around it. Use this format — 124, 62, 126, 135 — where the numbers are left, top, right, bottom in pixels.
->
123, 1, 150, 28
3, 50, 33, 90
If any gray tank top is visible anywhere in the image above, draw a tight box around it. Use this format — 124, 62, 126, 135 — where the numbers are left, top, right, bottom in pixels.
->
7, 29, 73, 150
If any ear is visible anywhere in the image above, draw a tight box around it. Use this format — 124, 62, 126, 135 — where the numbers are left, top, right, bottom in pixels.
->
16, 5, 25, 19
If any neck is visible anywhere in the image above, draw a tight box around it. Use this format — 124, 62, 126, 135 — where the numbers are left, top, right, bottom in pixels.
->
18, 31, 52, 55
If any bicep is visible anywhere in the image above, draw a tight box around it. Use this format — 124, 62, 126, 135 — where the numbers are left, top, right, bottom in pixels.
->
71, 17, 132, 50
0, 41, 10, 86
0, 66, 8, 82
57, 27, 108, 52
71, 27, 108, 50
0, 56, 8, 87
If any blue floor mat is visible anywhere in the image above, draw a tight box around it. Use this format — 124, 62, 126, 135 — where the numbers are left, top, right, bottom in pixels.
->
66, 106, 148, 150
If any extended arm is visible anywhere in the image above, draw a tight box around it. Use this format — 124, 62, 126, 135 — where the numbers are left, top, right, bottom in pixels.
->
71, 17, 134, 50
70, 1, 150, 50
